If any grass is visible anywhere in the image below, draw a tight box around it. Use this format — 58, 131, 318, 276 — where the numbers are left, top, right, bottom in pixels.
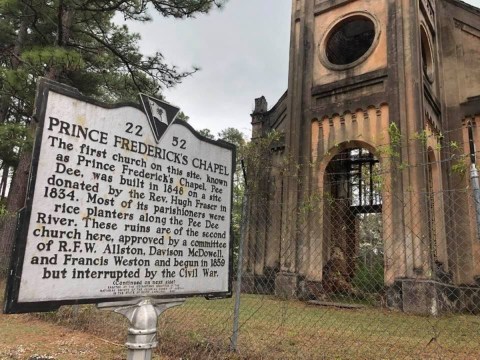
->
2, 278, 480, 359
0, 314, 126, 360
164, 295, 480, 359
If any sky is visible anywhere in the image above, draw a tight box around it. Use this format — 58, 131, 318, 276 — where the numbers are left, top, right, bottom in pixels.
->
125, 0, 480, 138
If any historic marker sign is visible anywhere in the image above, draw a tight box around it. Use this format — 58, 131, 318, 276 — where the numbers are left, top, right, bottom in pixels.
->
4, 79, 234, 313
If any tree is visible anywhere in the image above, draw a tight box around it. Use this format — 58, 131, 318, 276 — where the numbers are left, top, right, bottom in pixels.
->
217, 128, 247, 273
198, 128, 215, 139
176, 111, 190, 122
218, 127, 246, 147
1, 1, 227, 116
190, 126, 248, 272
217, 127, 247, 199
0, 0, 227, 249
0, 122, 30, 199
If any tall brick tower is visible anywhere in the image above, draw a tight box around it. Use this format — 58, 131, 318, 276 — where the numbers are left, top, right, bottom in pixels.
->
246, 0, 480, 314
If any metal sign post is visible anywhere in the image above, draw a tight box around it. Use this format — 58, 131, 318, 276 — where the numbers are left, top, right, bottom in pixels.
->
467, 122, 480, 239
98, 298, 184, 360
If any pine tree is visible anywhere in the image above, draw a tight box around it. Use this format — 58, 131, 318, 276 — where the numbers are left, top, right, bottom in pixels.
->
0, 0, 226, 249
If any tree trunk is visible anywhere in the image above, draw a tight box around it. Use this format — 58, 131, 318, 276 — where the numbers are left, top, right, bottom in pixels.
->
0, 212, 17, 274
0, 10, 31, 255
47, 1, 75, 80
5, 150, 32, 212
0, 165, 9, 199
0, 4, 74, 258
0, 5, 28, 124
5, 1, 75, 209
0, 150, 32, 254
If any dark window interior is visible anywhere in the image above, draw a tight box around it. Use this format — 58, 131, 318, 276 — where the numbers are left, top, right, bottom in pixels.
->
326, 17, 376, 66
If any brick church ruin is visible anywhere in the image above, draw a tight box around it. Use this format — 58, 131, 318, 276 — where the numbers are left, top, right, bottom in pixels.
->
245, 0, 480, 314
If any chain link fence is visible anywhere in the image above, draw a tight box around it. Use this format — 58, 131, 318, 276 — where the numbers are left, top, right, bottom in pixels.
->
169, 131, 480, 358
149, 179, 480, 359
1, 145, 480, 359
234, 192, 479, 358
156, 137, 480, 358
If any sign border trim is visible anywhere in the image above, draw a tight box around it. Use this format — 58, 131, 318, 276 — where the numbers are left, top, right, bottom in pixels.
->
3, 78, 235, 314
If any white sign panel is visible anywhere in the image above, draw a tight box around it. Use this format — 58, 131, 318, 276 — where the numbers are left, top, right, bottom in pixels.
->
5, 80, 234, 313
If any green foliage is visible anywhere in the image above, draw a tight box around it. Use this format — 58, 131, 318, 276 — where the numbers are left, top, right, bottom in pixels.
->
411, 129, 428, 145
388, 122, 401, 146
0, 0, 228, 123
242, 130, 281, 191
150, 0, 226, 18
198, 128, 215, 139
352, 261, 384, 294
21, 47, 85, 74
298, 191, 324, 220
0, 0, 228, 207
451, 156, 468, 177
0, 199, 7, 218
398, 161, 409, 171
218, 127, 246, 148
176, 111, 189, 122
352, 213, 384, 294
377, 122, 402, 160
450, 140, 460, 151
0, 122, 31, 167
189, 126, 248, 273
217, 127, 247, 273
1, 68, 29, 90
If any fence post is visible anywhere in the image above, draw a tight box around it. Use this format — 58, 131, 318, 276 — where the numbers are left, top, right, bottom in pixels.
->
230, 191, 249, 352
470, 165, 480, 239
467, 122, 480, 239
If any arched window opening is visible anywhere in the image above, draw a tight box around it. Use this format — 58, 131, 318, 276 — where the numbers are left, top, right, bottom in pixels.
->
323, 147, 384, 300
420, 26, 434, 82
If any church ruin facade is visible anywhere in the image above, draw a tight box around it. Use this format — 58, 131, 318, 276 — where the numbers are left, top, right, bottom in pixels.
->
245, 0, 480, 314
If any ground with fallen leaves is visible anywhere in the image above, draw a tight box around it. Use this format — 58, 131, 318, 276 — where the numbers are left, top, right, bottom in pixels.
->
0, 313, 166, 360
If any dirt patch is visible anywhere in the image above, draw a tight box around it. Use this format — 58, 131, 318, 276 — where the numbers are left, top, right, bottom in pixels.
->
0, 313, 126, 360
